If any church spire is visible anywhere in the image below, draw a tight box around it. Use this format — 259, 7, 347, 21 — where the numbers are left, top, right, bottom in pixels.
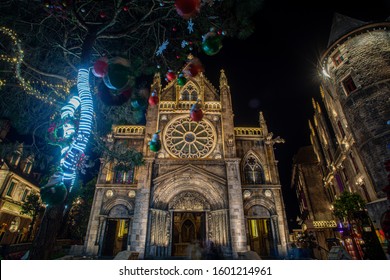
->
259, 111, 268, 136
219, 69, 229, 89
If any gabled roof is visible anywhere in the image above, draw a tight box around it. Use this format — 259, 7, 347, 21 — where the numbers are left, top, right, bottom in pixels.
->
153, 163, 226, 185
327, 13, 368, 47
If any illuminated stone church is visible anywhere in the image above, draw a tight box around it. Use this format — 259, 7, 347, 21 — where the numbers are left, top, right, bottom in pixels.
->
84, 69, 289, 259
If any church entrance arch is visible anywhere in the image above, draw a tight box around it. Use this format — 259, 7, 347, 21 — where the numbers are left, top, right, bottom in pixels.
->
101, 202, 133, 257
149, 169, 229, 259
168, 192, 209, 257
246, 204, 278, 258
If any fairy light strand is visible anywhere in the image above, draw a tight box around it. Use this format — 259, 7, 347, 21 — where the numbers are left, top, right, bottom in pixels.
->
61, 68, 93, 190
0, 26, 70, 104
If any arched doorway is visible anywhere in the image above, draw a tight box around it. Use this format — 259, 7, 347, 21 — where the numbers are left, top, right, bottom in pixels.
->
246, 205, 277, 258
171, 212, 206, 256
101, 204, 132, 257
169, 192, 208, 257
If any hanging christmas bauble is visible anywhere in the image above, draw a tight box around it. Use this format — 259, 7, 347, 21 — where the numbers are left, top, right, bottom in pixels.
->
131, 97, 147, 111
190, 108, 203, 122
202, 32, 223, 56
92, 58, 108, 78
148, 91, 159, 106
105, 62, 132, 91
175, 0, 201, 20
133, 110, 146, 124
177, 75, 187, 86
99, 11, 107, 19
98, 82, 132, 106
149, 140, 161, 152
184, 58, 204, 77
149, 131, 162, 152
40, 182, 67, 206
166, 71, 176, 82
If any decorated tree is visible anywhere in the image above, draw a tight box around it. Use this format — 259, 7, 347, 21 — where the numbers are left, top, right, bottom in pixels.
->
65, 177, 96, 243
20, 193, 44, 242
333, 191, 386, 259
0, 0, 263, 259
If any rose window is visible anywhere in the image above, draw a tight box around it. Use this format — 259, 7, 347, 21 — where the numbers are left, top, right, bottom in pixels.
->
164, 117, 216, 158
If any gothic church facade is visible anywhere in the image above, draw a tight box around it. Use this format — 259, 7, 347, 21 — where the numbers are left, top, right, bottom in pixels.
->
84, 70, 289, 259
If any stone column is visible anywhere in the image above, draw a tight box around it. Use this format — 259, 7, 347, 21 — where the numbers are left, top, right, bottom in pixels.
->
84, 188, 105, 255
129, 158, 154, 259
225, 158, 247, 258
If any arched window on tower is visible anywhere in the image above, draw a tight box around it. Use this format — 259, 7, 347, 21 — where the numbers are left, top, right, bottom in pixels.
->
243, 154, 265, 185
114, 165, 135, 184
180, 83, 198, 101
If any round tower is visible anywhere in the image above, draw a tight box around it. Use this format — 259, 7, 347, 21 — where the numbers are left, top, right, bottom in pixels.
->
319, 14, 390, 223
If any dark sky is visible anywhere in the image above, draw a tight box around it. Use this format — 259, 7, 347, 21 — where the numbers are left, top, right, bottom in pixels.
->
198, 0, 390, 229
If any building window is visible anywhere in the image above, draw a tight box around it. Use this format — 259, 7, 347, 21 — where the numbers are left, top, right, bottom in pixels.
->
360, 184, 370, 202
337, 121, 345, 139
23, 161, 33, 174
243, 155, 265, 184
350, 154, 360, 173
332, 50, 345, 66
180, 83, 198, 101
335, 174, 344, 193
6, 181, 16, 197
342, 75, 357, 95
21, 189, 29, 202
10, 152, 21, 166
114, 168, 135, 184
342, 167, 349, 182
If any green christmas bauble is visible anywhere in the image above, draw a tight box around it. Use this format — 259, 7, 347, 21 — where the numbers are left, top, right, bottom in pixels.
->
40, 182, 67, 206
106, 63, 131, 90
131, 98, 147, 110
149, 140, 161, 152
177, 76, 187, 86
202, 35, 223, 56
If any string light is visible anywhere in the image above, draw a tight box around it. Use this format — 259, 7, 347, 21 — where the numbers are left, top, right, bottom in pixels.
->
0, 26, 70, 104
61, 68, 93, 191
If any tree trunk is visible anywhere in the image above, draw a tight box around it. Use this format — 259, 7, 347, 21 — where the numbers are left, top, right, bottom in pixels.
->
28, 26, 97, 260
26, 214, 36, 242
29, 204, 65, 259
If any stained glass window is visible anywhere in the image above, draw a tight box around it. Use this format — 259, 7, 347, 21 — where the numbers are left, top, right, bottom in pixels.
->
165, 117, 216, 158
243, 155, 265, 184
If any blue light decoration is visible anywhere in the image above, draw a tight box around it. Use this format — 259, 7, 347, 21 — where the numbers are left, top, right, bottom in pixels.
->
60, 68, 93, 191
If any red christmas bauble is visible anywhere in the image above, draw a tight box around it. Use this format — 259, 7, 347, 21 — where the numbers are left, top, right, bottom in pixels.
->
186, 62, 204, 77
190, 109, 203, 122
175, 0, 201, 20
148, 95, 159, 106
92, 58, 108, 78
166, 71, 176, 82
99, 11, 107, 19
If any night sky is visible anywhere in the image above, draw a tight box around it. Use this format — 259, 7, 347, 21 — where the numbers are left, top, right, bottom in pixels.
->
198, 0, 390, 229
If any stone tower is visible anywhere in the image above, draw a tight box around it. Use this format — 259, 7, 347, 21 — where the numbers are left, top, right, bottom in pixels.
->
319, 14, 390, 229
84, 67, 289, 259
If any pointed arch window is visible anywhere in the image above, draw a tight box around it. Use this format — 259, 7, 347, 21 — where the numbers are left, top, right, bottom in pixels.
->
180, 83, 198, 101
243, 155, 265, 184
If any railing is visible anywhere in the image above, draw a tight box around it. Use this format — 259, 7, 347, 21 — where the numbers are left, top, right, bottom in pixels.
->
159, 101, 222, 112
113, 125, 145, 136
313, 220, 337, 229
234, 127, 263, 137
